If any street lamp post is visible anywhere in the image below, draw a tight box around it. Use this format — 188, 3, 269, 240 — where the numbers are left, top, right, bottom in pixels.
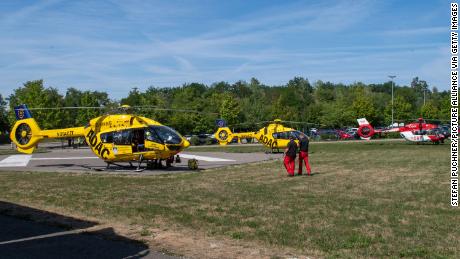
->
388, 75, 396, 126
423, 87, 426, 105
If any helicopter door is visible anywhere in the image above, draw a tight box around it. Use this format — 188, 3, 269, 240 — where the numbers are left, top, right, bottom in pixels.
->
131, 128, 145, 153
144, 127, 165, 151
113, 130, 134, 155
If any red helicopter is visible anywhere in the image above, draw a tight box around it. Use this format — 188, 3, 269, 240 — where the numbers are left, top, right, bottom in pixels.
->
357, 118, 448, 144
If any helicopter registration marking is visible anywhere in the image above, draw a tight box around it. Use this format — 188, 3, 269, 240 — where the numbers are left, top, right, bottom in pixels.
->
57, 130, 74, 137
180, 154, 235, 162
0, 155, 32, 167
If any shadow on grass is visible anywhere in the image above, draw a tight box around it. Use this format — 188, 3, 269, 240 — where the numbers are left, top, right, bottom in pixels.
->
0, 201, 150, 259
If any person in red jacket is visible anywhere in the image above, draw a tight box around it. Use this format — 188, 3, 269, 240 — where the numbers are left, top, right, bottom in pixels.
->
298, 134, 312, 176
284, 135, 297, 176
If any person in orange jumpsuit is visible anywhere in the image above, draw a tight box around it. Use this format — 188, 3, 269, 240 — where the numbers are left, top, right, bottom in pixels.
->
298, 134, 312, 176
284, 135, 297, 176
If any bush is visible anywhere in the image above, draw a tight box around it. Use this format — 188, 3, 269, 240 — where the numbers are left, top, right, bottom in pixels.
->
205, 138, 217, 145
0, 133, 10, 144
318, 133, 339, 140
190, 136, 201, 146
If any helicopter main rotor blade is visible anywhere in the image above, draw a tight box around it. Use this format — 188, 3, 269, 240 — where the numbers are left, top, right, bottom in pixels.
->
130, 106, 218, 115
13, 105, 217, 115
278, 120, 316, 125
14, 106, 106, 110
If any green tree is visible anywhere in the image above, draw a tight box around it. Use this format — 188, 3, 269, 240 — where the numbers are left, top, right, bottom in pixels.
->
420, 101, 439, 119
121, 87, 142, 106
411, 77, 428, 93
351, 87, 376, 123
0, 94, 9, 133
64, 88, 110, 126
219, 93, 240, 126
385, 96, 413, 123
319, 103, 354, 127
314, 80, 336, 102
8, 80, 65, 129
438, 95, 451, 121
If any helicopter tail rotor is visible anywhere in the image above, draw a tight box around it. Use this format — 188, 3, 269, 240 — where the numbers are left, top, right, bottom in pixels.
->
215, 127, 233, 145
10, 105, 43, 154
214, 119, 233, 145
357, 118, 375, 139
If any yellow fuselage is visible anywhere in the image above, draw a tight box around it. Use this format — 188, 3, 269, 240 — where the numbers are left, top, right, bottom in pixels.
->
214, 122, 302, 149
10, 114, 190, 162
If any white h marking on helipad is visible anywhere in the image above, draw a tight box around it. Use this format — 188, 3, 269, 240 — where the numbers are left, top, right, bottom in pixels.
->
180, 154, 235, 162
0, 155, 32, 167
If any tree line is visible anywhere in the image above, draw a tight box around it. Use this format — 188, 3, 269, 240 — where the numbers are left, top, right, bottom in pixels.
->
0, 77, 450, 135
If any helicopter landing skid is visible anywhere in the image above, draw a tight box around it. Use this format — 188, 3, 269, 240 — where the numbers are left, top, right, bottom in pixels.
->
84, 157, 173, 172
87, 162, 147, 172
136, 154, 144, 172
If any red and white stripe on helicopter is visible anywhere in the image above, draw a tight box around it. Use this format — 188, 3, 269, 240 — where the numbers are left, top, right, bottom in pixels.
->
357, 118, 448, 143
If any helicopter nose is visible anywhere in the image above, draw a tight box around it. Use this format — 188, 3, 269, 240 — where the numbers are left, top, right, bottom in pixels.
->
183, 139, 190, 148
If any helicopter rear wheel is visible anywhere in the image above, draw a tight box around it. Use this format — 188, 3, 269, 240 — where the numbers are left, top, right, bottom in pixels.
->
166, 156, 174, 167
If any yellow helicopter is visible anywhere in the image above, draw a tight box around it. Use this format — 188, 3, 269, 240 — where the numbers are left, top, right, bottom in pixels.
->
214, 119, 308, 152
10, 104, 191, 170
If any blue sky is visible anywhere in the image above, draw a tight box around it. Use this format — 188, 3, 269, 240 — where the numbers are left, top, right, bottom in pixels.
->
0, 0, 449, 99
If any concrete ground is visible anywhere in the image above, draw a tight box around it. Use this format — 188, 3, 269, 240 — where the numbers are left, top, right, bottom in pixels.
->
0, 145, 279, 174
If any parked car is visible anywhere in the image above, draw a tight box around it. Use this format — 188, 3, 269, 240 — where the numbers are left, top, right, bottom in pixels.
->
317, 129, 340, 140
345, 128, 360, 139
336, 130, 354, 140
440, 125, 451, 139
189, 134, 218, 145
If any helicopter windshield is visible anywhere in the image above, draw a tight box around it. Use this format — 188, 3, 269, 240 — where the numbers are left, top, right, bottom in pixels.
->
291, 131, 305, 139
146, 125, 182, 144
273, 130, 305, 140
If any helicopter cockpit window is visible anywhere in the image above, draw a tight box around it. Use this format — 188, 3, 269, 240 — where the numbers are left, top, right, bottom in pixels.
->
147, 125, 182, 144
273, 131, 303, 140
113, 130, 132, 145
273, 132, 289, 139
426, 128, 439, 136
100, 132, 113, 143
145, 127, 162, 143
291, 131, 304, 139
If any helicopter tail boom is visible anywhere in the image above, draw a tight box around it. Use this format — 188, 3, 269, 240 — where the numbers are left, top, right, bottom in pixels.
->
214, 127, 257, 145
10, 104, 86, 154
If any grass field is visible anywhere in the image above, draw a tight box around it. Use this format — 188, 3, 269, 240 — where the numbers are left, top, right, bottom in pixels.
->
0, 141, 457, 258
